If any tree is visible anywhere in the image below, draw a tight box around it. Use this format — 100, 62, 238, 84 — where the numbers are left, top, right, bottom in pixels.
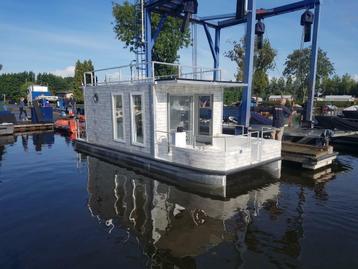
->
267, 77, 288, 96
0, 64, 2, 71
19, 81, 34, 99
73, 60, 94, 102
225, 38, 277, 97
37, 73, 73, 95
112, 1, 191, 75
283, 48, 334, 101
0, 71, 35, 101
224, 87, 242, 105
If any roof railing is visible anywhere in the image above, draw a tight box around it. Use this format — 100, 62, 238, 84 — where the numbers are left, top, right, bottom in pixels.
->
83, 61, 224, 86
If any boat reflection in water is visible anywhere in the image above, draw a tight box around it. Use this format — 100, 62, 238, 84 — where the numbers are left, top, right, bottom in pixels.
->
87, 157, 280, 267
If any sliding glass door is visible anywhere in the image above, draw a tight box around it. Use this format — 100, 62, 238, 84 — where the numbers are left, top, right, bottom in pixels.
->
169, 95, 193, 140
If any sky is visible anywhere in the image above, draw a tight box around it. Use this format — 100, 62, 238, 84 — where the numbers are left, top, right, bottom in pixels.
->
0, 0, 357, 81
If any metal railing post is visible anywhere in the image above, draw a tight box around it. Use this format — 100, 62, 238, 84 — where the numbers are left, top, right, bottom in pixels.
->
152, 62, 155, 81
130, 65, 133, 82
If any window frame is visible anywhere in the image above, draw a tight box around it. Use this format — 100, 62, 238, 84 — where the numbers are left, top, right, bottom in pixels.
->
195, 94, 214, 137
112, 93, 126, 143
130, 92, 146, 147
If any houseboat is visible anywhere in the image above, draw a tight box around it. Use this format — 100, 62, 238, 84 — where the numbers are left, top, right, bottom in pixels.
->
74, 62, 281, 191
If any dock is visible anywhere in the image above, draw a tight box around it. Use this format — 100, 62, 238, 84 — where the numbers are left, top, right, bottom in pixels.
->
282, 142, 337, 170
282, 128, 343, 170
14, 123, 54, 133
0, 123, 54, 136
0, 124, 14, 136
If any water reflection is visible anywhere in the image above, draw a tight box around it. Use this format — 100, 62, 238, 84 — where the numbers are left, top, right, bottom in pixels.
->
281, 161, 350, 202
0, 132, 56, 154
0, 135, 15, 165
32, 132, 55, 151
87, 157, 283, 267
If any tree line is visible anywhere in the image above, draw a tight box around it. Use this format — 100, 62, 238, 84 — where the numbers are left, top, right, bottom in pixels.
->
219, 42, 357, 105
0, 60, 93, 103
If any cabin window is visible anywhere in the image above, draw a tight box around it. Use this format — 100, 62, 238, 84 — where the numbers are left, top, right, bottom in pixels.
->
131, 94, 144, 145
197, 95, 213, 136
113, 94, 124, 141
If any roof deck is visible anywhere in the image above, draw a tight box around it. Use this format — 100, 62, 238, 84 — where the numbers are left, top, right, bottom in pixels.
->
83, 61, 246, 88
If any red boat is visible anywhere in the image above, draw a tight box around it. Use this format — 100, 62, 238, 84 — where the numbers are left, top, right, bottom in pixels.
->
54, 118, 77, 134
54, 115, 85, 139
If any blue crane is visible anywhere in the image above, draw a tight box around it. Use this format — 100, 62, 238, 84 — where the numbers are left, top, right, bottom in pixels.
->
143, 0, 321, 127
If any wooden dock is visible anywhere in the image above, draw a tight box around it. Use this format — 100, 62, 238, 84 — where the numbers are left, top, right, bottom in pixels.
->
14, 123, 54, 133
0, 123, 54, 136
282, 142, 337, 170
0, 124, 14, 136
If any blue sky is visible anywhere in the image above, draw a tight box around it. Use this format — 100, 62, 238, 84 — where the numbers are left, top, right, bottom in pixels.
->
0, 0, 357, 80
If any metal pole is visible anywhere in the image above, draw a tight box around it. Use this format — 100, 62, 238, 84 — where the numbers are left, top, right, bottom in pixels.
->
145, 7, 152, 78
240, 0, 256, 127
306, 2, 320, 125
214, 28, 221, 81
141, 0, 145, 43
144, 3, 155, 157
192, 15, 198, 79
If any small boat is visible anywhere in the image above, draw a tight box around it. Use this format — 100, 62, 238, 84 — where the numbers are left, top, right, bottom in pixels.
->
342, 105, 358, 119
54, 118, 77, 134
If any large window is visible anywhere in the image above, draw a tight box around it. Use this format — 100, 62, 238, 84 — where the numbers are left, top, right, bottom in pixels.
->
131, 94, 144, 145
113, 94, 124, 141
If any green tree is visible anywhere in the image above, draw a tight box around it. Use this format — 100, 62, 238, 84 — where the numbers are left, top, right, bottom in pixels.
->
224, 87, 243, 105
74, 60, 94, 102
225, 38, 277, 97
283, 47, 334, 101
267, 77, 288, 96
112, 1, 191, 76
19, 81, 34, 99
36, 73, 72, 95
0, 71, 35, 101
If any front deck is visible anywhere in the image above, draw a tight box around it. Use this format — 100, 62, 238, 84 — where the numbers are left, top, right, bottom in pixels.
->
155, 132, 281, 173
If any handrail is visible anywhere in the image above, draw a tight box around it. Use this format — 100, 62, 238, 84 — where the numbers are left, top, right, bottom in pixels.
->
83, 61, 223, 86
154, 128, 273, 153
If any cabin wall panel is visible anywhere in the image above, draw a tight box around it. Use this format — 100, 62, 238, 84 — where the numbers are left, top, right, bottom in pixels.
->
84, 84, 153, 156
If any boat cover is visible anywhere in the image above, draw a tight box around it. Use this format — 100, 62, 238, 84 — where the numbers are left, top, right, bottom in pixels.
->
315, 116, 358, 131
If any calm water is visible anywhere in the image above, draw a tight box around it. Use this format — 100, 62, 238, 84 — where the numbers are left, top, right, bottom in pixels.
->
0, 133, 358, 269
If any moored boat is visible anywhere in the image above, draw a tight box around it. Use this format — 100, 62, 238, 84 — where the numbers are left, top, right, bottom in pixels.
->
342, 105, 358, 119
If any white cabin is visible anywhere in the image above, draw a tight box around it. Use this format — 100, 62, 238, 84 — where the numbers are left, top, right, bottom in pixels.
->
76, 62, 281, 187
